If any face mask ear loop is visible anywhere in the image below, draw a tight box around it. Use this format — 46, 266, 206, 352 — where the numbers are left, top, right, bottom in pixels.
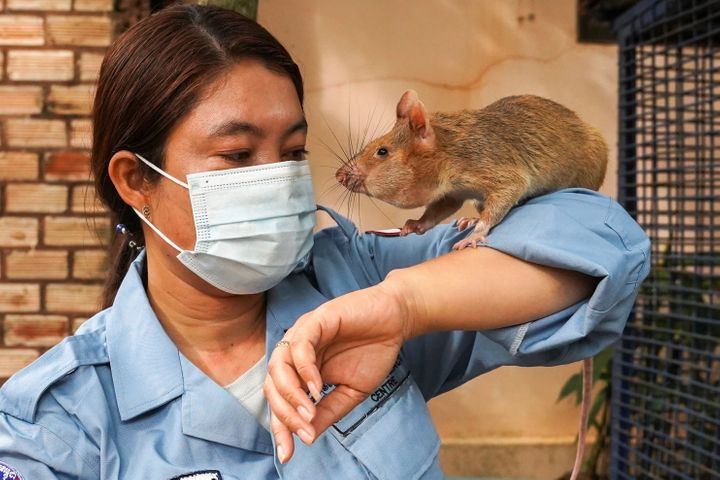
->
133, 207, 184, 254
135, 153, 189, 189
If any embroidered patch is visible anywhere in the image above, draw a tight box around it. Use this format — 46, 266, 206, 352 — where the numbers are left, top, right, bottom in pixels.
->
0, 461, 23, 480
169, 471, 222, 480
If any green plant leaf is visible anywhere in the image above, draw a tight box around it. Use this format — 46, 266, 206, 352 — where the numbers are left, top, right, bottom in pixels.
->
557, 372, 583, 404
593, 347, 613, 384
588, 386, 608, 431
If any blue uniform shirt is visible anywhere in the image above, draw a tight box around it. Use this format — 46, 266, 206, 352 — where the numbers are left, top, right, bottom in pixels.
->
0, 189, 650, 479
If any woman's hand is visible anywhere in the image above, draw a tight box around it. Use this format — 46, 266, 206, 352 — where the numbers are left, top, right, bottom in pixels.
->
264, 247, 597, 464
263, 281, 411, 464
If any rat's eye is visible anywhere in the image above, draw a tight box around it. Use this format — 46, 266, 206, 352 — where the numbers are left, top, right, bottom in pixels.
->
376, 147, 388, 157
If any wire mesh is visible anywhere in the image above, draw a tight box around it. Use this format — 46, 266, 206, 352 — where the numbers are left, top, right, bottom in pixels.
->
611, 0, 720, 478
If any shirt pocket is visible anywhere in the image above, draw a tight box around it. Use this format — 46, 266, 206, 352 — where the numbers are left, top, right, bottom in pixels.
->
327, 355, 442, 480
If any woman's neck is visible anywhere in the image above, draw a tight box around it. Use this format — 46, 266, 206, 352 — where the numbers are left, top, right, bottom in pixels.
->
145, 254, 267, 386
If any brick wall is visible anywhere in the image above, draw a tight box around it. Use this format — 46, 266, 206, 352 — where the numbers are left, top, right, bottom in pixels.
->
0, 0, 116, 380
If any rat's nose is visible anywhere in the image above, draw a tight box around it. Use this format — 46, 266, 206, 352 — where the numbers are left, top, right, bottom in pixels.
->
336, 168, 348, 185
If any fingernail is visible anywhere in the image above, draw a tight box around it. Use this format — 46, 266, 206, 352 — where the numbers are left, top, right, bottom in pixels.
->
298, 405, 314, 423
308, 382, 322, 403
298, 428, 314, 445
277, 445, 286, 464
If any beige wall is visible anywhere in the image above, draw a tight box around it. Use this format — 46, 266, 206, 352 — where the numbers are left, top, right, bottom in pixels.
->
259, 1, 618, 477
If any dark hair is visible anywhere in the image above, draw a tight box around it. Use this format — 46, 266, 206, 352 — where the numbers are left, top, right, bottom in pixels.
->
92, 4, 304, 308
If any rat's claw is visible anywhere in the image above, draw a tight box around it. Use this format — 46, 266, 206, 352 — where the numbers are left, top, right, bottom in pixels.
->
456, 217, 480, 230
453, 233, 487, 250
401, 219, 430, 236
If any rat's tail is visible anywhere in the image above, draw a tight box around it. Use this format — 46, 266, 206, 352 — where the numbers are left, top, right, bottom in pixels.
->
570, 358, 593, 480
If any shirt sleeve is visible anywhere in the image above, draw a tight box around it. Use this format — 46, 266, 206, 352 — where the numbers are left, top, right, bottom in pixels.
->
343, 188, 650, 399
0, 410, 98, 479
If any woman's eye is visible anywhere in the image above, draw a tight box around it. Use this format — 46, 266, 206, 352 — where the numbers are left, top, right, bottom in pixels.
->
283, 148, 309, 161
220, 151, 251, 163
376, 147, 388, 156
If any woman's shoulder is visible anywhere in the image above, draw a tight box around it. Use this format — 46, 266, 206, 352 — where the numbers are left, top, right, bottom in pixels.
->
0, 309, 112, 424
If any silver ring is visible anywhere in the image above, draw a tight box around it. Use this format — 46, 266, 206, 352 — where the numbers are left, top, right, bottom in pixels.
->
275, 340, 290, 348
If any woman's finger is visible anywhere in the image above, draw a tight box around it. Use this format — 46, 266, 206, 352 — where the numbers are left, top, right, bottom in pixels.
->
268, 344, 318, 425
265, 361, 316, 445
270, 411, 294, 464
311, 384, 368, 436
289, 337, 323, 403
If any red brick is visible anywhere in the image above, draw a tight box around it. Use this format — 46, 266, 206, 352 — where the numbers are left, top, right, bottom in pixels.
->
6, 250, 68, 279
72, 317, 87, 332
6, 118, 67, 148
0, 86, 43, 114
5, 183, 68, 213
45, 283, 102, 313
7, 49, 73, 81
0, 217, 38, 247
71, 184, 106, 213
0, 349, 39, 378
47, 84, 95, 115
4, 314, 68, 346
73, 249, 107, 279
70, 119, 91, 148
79, 51, 103, 81
0, 152, 39, 180
0, 283, 39, 312
45, 151, 90, 181
43, 216, 111, 246
0, 15, 44, 46
47, 14, 111, 47
74, 0, 112, 11
7, 0, 71, 10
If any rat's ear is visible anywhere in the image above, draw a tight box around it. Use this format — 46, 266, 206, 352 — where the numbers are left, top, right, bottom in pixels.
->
396, 90, 420, 119
408, 100, 432, 139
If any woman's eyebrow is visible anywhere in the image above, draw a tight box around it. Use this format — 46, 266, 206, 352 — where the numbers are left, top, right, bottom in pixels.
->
283, 118, 308, 139
209, 118, 307, 139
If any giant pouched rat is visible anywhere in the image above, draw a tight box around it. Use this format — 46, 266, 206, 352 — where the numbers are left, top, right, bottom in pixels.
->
336, 90, 607, 249
335, 90, 607, 480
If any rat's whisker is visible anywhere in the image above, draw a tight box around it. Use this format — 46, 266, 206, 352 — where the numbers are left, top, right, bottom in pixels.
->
314, 135, 350, 168
318, 182, 344, 200
321, 114, 352, 164
346, 95, 357, 162
337, 185, 353, 219
368, 105, 389, 144
359, 102, 378, 154
366, 196, 397, 228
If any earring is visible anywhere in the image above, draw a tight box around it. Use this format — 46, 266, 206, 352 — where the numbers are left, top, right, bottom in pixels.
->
115, 223, 143, 253
142, 205, 150, 218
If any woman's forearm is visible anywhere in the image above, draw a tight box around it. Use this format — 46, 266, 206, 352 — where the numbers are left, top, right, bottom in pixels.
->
380, 247, 599, 339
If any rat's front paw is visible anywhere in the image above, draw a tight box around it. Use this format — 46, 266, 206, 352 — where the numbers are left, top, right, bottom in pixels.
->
453, 222, 490, 250
453, 233, 487, 250
401, 219, 432, 236
456, 217, 480, 230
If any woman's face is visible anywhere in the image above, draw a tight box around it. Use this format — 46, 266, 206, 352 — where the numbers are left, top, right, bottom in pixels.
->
143, 59, 307, 292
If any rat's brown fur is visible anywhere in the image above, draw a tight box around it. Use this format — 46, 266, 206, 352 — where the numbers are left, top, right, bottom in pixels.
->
336, 90, 608, 248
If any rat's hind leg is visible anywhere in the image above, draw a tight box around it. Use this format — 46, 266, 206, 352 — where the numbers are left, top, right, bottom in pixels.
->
401, 196, 464, 236
453, 186, 525, 249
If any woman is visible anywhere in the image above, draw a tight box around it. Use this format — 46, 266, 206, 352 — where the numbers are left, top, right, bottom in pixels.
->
0, 4, 649, 479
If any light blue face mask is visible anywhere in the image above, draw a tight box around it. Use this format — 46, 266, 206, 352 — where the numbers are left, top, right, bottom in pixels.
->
134, 154, 317, 294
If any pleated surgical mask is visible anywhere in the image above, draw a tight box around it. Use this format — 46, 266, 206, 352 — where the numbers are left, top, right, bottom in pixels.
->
133, 154, 316, 294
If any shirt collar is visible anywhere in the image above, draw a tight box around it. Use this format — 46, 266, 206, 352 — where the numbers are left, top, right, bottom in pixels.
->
107, 252, 274, 452
106, 250, 185, 422
106, 210, 344, 426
